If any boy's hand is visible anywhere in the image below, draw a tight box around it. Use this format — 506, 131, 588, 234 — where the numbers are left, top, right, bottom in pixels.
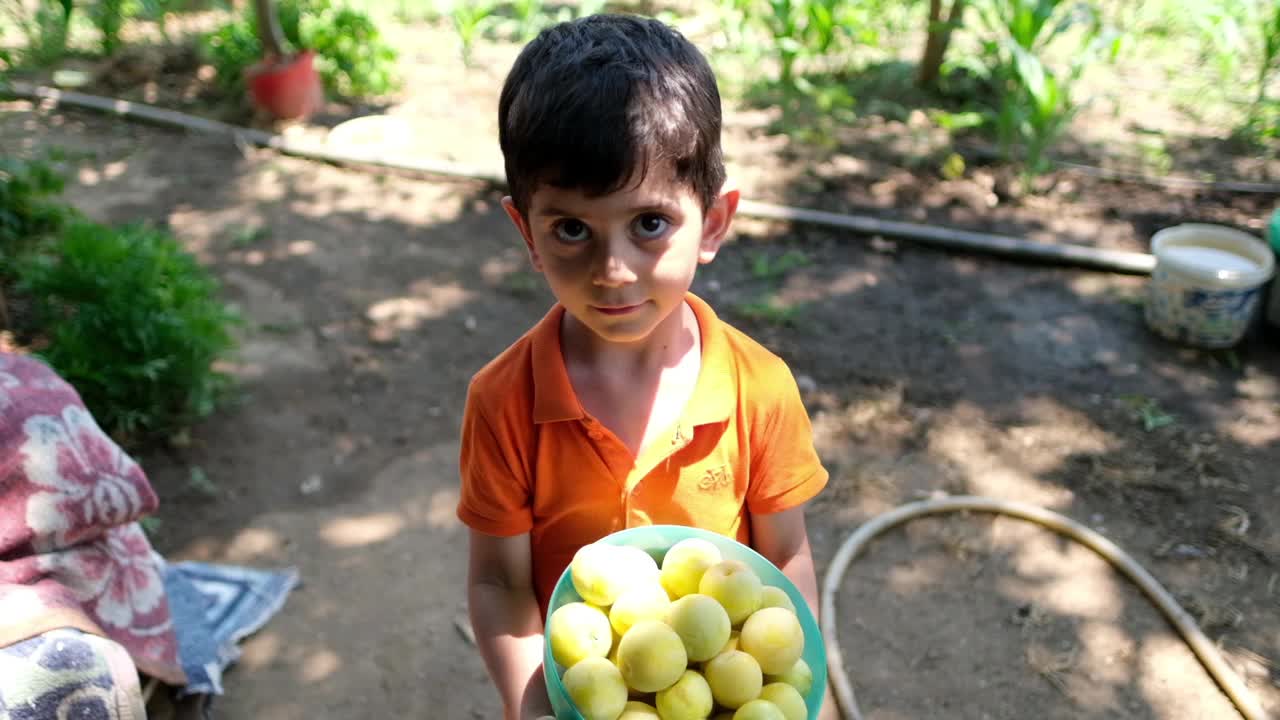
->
467, 530, 549, 720
518, 669, 553, 720
818, 682, 841, 719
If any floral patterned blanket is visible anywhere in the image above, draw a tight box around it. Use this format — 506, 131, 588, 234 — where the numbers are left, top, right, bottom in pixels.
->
0, 352, 185, 685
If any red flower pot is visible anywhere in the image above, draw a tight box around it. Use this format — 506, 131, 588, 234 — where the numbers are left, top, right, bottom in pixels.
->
246, 49, 324, 120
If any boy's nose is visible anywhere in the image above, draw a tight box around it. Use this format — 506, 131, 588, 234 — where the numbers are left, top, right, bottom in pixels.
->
592, 236, 638, 287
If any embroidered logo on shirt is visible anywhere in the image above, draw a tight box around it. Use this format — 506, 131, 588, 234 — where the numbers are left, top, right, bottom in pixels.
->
697, 465, 732, 492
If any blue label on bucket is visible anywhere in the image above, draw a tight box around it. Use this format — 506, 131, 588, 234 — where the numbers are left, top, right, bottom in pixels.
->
1184, 288, 1258, 313
1145, 268, 1262, 348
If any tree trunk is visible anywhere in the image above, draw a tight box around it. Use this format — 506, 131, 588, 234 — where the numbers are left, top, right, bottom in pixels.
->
918, 0, 966, 89
254, 0, 287, 60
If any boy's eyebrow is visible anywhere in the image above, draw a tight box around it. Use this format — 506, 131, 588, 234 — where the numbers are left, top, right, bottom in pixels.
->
534, 199, 684, 218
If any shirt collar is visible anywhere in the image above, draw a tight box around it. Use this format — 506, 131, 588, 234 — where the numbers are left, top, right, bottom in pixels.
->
530, 304, 584, 424
681, 292, 734, 427
529, 293, 735, 427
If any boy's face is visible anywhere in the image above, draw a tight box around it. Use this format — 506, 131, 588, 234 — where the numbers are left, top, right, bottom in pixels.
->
502, 165, 738, 346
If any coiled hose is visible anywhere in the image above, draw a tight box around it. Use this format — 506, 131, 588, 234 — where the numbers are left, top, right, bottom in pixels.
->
820, 496, 1270, 720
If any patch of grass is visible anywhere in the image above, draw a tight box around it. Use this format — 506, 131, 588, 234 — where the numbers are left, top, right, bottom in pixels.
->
43, 146, 99, 165
1206, 348, 1242, 371
1112, 289, 1145, 307
138, 515, 162, 538
229, 224, 270, 248
258, 321, 301, 335
501, 269, 541, 297
1120, 394, 1176, 432
749, 248, 809, 281
940, 318, 978, 346
187, 465, 219, 497
735, 293, 807, 327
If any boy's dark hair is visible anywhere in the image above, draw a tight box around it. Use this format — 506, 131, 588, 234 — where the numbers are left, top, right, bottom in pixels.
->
498, 14, 725, 216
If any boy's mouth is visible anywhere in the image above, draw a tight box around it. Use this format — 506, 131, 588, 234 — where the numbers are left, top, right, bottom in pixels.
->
592, 302, 645, 316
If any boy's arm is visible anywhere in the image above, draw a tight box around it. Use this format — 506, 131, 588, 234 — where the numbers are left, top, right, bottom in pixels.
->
467, 529, 553, 720
751, 505, 841, 720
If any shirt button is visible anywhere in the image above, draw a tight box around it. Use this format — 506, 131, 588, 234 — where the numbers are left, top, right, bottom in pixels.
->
588, 430, 603, 440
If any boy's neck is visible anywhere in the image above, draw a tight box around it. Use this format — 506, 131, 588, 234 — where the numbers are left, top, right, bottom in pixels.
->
561, 300, 699, 377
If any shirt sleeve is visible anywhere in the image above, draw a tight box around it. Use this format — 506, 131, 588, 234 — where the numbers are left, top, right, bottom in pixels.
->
456, 384, 534, 536
745, 361, 829, 515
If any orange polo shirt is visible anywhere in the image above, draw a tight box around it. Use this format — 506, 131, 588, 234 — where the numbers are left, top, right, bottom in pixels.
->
456, 293, 828, 618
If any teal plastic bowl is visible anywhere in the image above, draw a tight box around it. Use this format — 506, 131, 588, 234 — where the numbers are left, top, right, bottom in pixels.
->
543, 525, 828, 719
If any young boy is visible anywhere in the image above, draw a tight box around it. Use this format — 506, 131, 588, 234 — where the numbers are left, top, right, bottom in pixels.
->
457, 14, 836, 719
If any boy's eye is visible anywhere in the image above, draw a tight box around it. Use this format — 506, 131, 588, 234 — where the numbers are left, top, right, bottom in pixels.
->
633, 214, 670, 239
554, 219, 591, 243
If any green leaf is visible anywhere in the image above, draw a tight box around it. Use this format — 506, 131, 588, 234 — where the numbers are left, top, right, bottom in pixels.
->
1010, 42, 1050, 111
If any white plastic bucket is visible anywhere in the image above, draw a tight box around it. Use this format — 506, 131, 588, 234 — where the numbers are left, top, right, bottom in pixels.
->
1145, 223, 1275, 348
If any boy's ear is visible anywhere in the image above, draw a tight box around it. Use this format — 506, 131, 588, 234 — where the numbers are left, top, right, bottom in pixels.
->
501, 196, 543, 272
698, 182, 740, 264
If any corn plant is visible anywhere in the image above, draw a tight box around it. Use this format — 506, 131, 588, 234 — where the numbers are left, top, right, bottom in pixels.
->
996, 44, 1072, 176
447, 0, 497, 66
757, 0, 842, 84
970, 0, 1119, 182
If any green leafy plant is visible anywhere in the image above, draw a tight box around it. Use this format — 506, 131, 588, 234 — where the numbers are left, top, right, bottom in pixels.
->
204, 0, 398, 99
301, 3, 398, 96
18, 220, 239, 444
202, 13, 255, 87
0, 157, 71, 265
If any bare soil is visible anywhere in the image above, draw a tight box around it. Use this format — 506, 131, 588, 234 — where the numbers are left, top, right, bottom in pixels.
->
4, 17, 1279, 720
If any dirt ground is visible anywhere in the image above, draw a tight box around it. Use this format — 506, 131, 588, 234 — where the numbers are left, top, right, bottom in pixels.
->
5, 17, 1280, 720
